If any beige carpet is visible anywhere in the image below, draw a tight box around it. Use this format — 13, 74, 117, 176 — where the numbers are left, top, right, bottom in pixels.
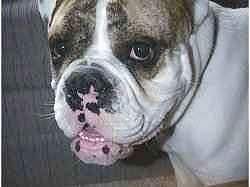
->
212, 181, 248, 187
85, 175, 177, 187
81, 176, 247, 187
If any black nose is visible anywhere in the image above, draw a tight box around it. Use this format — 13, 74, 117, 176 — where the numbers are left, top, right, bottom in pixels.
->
63, 69, 115, 112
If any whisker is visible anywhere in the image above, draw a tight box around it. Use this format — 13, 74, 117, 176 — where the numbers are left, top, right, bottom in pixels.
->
38, 113, 55, 116
40, 103, 55, 106
34, 113, 55, 118
40, 115, 56, 120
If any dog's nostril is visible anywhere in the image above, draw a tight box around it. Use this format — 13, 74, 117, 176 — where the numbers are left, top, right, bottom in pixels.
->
82, 123, 90, 130
86, 103, 100, 115
78, 113, 86, 123
75, 141, 81, 152
102, 145, 110, 154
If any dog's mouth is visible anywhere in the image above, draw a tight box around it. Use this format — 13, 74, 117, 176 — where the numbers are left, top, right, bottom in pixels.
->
71, 122, 133, 166
78, 124, 105, 144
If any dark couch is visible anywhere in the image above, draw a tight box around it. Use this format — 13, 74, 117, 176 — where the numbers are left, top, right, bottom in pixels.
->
2, 1, 248, 187
2, 1, 173, 187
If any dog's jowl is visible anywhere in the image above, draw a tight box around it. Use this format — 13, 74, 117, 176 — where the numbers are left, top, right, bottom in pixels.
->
38, 0, 248, 186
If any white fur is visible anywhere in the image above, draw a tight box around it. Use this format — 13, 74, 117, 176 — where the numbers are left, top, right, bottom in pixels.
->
193, 0, 209, 30
91, 0, 111, 53
40, 0, 248, 186
163, 2, 248, 186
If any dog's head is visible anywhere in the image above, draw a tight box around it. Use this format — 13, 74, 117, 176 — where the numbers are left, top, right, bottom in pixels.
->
38, 0, 212, 165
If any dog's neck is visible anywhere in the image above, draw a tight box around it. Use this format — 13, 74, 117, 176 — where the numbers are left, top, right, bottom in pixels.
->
170, 4, 216, 126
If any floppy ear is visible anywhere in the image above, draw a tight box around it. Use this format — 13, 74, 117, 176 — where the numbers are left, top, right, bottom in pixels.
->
38, 0, 56, 24
193, 0, 209, 30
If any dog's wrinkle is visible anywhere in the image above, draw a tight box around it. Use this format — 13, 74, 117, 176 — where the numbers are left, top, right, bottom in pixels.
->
97, 93, 116, 113
125, 115, 145, 140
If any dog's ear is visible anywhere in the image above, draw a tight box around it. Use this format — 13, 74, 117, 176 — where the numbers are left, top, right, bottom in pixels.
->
193, 0, 209, 30
38, 0, 57, 25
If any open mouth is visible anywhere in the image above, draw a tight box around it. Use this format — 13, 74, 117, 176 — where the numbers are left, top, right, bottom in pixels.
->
71, 123, 133, 166
78, 124, 105, 144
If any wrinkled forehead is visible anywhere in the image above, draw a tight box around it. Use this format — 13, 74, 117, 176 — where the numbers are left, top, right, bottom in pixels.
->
49, 0, 192, 43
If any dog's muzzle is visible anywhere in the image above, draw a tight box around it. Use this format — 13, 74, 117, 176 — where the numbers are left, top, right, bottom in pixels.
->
54, 57, 148, 165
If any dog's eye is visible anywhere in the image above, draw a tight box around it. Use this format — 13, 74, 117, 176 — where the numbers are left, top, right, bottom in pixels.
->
52, 42, 66, 60
129, 43, 153, 62
50, 41, 68, 68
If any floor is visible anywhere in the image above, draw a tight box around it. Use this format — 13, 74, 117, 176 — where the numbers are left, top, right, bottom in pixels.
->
67, 175, 248, 187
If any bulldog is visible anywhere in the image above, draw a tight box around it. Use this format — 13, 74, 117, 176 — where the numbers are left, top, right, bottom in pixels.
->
38, 0, 248, 186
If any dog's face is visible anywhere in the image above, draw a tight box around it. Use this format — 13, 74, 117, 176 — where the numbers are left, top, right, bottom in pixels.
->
43, 0, 194, 165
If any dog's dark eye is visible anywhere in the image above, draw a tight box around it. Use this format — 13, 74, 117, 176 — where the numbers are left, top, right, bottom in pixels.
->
129, 43, 153, 62
52, 42, 66, 60
50, 41, 68, 68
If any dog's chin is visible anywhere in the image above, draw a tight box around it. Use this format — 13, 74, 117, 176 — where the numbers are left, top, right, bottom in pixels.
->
54, 98, 142, 165
70, 125, 134, 166
54, 90, 174, 165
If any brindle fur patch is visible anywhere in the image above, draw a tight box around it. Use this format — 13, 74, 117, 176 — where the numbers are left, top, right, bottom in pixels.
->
49, 0, 97, 82
107, 0, 193, 79
49, 0, 193, 82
